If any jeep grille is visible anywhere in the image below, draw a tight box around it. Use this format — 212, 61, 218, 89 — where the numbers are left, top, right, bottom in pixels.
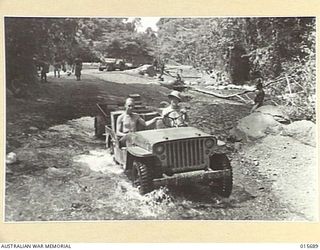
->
165, 139, 206, 171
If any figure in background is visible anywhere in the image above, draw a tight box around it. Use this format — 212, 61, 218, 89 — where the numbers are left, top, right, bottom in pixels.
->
53, 61, 61, 78
153, 58, 159, 71
73, 58, 82, 81
174, 69, 183, 85
251, 78, 265, 113
40, 60, 49, 83
158, 61, 165, 81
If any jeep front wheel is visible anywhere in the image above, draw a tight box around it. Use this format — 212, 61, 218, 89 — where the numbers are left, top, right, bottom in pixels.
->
132, 161, 153, 195
210, 154, 233, 197
214, 169, 232, 197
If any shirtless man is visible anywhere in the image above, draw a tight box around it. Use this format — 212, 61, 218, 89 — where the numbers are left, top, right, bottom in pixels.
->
116, 98, 160, 146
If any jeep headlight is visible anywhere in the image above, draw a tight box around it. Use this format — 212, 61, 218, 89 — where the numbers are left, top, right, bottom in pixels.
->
154, 144, 165, 154
146, 143, 152, 151
205, 138, 215, 148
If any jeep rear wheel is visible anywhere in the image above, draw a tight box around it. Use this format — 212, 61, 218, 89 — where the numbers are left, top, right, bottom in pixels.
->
210, 155, 233, 197
132, 161, 153, 195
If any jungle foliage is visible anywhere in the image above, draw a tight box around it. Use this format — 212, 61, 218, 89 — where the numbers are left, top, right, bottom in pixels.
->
156, 17, 315, 120
5, 17, 316, 121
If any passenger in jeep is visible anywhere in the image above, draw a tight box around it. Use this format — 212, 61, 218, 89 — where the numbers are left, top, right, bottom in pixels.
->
116, 98, 160, 147
161, 90, 188, 127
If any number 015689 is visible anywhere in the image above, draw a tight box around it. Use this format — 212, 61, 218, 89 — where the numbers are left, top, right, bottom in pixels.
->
300, 244, 319, 248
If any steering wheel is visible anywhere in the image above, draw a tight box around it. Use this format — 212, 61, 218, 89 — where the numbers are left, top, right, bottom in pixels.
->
162, 110, 187, 128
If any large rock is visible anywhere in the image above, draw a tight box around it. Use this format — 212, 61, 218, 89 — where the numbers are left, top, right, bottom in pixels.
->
229, 106, 285, 142
228, 104, 316, 147
137, 64, 156, 77
281, 120, 316, 147
255, 105, 290, 124
237, 112, 283, 140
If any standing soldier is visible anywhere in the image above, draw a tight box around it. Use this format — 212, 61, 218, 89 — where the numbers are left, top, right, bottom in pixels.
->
158, 61, 165, 81
153, 58, 159, 71
53, 60, 61, 78
251, 78, 265, 113
61, 60, 67, 72
40, 60, 49, 83
73, 57, 82, 81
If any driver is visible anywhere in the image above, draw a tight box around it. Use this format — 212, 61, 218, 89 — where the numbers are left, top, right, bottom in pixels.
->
162, 91, 188, 127
117, 97, 161, 146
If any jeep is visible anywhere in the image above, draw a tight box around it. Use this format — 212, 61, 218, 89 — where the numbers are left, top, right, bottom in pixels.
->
96, 94, 233, 197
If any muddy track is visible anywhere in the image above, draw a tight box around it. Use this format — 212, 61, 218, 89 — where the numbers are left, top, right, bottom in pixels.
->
5, 70, 314, 221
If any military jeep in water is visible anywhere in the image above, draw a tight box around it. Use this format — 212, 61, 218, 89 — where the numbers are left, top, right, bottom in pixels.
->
97, 94, 233, 197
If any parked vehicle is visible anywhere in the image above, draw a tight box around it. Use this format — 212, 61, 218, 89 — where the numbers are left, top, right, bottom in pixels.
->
98, 58, 135, 71
95, 94, 233, 197
160, 79, 189, 92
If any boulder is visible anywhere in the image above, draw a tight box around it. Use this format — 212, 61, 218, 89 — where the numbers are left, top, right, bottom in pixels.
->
137, 65, 156, 77
229, 111, 283, 142
281, 120, 316, 147
255, 105, 290, 124
229, 105, 315, 147
237, 112, 283, 140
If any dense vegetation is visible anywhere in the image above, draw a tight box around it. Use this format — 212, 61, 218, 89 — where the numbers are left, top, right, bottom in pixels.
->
5, 17, 315, 121
156, 17, 316, 120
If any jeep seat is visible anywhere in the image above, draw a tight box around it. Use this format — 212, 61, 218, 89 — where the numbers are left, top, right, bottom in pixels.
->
111, 110, 124, 133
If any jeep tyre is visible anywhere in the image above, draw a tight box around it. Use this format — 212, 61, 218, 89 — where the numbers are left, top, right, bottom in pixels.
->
132, 161, 153, 195
210, 155, 233, 197
94, 115, 105, 138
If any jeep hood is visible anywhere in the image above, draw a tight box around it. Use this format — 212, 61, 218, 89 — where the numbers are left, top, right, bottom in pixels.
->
128, 127, 212, 147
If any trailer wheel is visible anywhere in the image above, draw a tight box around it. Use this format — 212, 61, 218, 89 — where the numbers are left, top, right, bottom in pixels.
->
94, 115, 105, 138
132, 160, 153, 195
109, 139, 114, 155
210, 154, 233, 197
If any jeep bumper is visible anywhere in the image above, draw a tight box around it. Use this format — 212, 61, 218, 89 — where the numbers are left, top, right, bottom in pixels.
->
153, 169, 231, 187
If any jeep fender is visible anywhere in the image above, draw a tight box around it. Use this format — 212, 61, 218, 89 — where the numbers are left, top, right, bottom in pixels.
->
127, 146, 153, 157
125, 147, 153, 172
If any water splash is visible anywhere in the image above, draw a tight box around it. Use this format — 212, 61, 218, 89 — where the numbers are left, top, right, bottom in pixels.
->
60, 116, 230, 219
74, 149, 123, 174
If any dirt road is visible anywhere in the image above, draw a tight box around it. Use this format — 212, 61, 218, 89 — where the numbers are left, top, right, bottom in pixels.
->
5, 69, 317, 221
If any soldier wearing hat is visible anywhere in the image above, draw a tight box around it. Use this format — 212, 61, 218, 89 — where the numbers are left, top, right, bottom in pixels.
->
161, 90, 188, 127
